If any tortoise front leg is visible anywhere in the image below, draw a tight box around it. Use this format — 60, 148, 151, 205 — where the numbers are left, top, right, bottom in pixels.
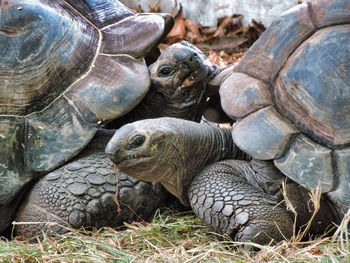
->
14, 135, 169, 238
188, 160, 294, 244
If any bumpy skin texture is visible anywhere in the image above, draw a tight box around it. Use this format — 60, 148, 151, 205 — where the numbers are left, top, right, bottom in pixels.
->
189, 160, 338, 244
107, 118, 339, 244
218, 0, 350, 219
189, 161, 291, 244
15, 130, 168, 238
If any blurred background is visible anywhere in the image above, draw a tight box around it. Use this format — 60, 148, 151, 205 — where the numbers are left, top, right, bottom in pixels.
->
120, 0, 301, 66
121, 0, 296, 27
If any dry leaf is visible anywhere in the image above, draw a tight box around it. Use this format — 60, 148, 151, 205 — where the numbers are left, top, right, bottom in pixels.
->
213, 15, 234, 38
164, 4, 185, 43
184, 18, 203, 43
210, 37, 247, 50
206, 50, 227, 68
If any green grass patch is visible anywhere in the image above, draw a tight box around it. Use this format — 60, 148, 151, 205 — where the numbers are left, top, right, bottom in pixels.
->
0, 209, 349, 262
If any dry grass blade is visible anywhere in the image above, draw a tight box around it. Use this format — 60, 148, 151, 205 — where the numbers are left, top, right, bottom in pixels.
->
282, 179, 298, 240
295, 182, 322, 243
282, 180, 323, 243
331, 208, 350, 250
1, 209, 350, 262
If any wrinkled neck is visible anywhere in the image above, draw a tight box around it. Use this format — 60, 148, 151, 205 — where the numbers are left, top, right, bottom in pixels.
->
158, 121, 243, 205
139, 84, 207, 123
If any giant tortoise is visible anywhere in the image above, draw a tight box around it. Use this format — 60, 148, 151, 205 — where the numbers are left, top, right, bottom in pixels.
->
106, 0, 349, 244
14, 40, 219, 237
0, 0, 197, 236
218, 0, 350, 218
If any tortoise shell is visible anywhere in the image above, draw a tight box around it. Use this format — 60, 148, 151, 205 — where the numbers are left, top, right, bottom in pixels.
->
0, 0, 171, 208
219, 0, 350, 215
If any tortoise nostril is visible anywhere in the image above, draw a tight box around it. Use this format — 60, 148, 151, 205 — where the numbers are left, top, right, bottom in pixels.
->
189, 53, 198, 63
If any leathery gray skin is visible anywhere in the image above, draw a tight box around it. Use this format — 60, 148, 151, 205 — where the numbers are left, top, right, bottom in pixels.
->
106, 40, 219, 129
106, 117, 339, 244
14, 42, 217, 238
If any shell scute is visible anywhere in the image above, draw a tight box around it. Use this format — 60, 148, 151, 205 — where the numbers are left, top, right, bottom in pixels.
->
309, 0, 350, 28
66, 55, 150, 122
329, 149, 350, 215
275, 25, 350, 146
0, 117, 28, 208
101, 14, 165, 58
220, 72, 272, 119
274, 135, 334, 193
25, 96, 97, 173
0, 1, 98, 116
232, 107, 298, 160
0, 117, 25, 175
61, 0, 134, 28
235, 3, 315, 82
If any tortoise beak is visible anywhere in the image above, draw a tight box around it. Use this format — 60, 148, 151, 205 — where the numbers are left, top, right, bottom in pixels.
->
105, 144, 117, 164
105, 139, 120, 164
105, 124, 135, 164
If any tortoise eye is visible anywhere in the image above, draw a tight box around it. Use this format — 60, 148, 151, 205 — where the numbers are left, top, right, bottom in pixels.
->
128, 135, 145, 149
158, 65, 175, 77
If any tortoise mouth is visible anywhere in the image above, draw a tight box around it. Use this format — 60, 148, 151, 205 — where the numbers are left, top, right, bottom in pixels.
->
171, 79, 205, 105
180, 63, 210, 85
182, 69, 197, 83
114, 154, 155, 168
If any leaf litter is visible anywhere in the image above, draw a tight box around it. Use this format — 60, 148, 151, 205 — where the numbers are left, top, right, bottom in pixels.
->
134, 1, 266, 67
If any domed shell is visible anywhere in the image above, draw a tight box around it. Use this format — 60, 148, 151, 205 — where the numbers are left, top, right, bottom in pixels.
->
220, 0, 350, 215
0, 0, 171, 209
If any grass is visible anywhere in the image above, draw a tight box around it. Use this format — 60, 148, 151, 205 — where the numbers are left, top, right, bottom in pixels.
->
0, 208, 349, 263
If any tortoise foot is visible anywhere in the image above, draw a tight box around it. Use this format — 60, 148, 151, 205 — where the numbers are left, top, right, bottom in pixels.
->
15, 167, 167, 238
14, 133, 168, 238
188, 160, 293, 244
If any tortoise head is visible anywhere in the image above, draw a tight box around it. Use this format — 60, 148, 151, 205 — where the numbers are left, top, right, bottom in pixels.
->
105, 117, 194, 204
148, 41, 219, 113
105, 118, 182, 183
105, 117, 233, 205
